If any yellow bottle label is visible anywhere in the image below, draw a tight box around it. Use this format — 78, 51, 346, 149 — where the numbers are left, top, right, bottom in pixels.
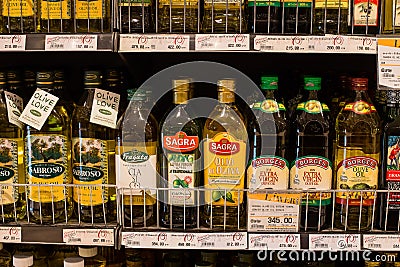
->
41, 0, 71, 19
315, 0, 348, 8
75, 0, 104, 19
204, 132, 246, 206
72, 138, 108, 206
159, 0, 198, 6
26, 135, 68, 203
115, 142, 157, 206
0, 139, 19, 205
2, 0, 34, 17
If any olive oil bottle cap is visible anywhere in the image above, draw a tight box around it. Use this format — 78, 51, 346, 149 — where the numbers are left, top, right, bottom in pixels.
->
84, 71, 102, 87
54, 70, 65, 83
0, 72, 6, 85
13, 254, 33, 267
173, 79, 191, 91
7, 70, 22, 84
351, 78, 368, 90
304, 77, 321, 91
64, 257, 84, 267
260, 76, 278, 90
36, 71, 54, 85
24, 70, 35, 82
218, 79, 236, 92
78, 247, 97, 258
195, 261, 213, 267
127, 88, 146, 101
104, 69, 120, 82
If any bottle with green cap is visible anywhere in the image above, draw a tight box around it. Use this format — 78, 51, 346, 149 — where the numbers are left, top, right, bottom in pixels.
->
290, 76, 332, 231
334, 77, 381, 231
247, 76, 291, 232
116, 88, 158, 227
160, 78, 201, 229
71, 71, 114, 223
25, 71, 73, 224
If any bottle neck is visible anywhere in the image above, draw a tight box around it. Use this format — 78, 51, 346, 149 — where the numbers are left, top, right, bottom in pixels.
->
218, 91, 235, 104
353, 89, 369, 102
173, 91, 189, 105
307, 90, 319, 100
264, 90, 276, 100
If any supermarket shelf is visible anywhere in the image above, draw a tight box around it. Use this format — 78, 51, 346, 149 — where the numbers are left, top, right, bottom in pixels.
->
118, 34, 378, 54
0, 33, 114, 52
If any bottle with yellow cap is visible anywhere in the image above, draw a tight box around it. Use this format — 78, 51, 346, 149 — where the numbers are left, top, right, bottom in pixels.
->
159, 78, 201, 228
202, 79, 247, 229
25, 71, 72, 224
334, 77, 381, 230
116, 88, 158, 227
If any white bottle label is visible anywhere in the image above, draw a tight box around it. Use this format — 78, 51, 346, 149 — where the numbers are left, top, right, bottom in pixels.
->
90, 89, 120, 129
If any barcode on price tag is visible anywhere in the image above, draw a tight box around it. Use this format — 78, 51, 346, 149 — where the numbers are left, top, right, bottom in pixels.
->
195, 34, 249, 51
63, 229, 114, 246
248, 234, 300, 250
0, 227, 21, 243
195, 232, 247, 249
45, 35, 98, 51
119, 34, 190, 52
254, 36, 309, 52
309, 234, 361, 251
0, 35, 26, 51
363, 235, 400, 251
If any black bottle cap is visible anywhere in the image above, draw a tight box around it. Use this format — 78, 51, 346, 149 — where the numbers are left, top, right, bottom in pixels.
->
104, 69, 120, 82
7, 70, 22, 84
36, 71, 54, 85
54, 70, 65, 82
84, 71, 102, 86
0, 72, 6, 85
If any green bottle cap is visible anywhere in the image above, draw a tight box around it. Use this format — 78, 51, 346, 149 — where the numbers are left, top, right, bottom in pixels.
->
84, 71, 102, 86
127, 89, 146, 101
304, 77, 321, 91
260, 76, 278, 90
7, 70, 22, 84
36, 71, 54, 85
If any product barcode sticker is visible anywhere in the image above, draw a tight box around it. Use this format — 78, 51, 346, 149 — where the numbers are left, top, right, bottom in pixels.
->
363, 235, 400, 250
0, 35, 26, 51
119, 34, 190, 52
4, 91, 23, 128
254, 36, 309, 52
45, 35, 98, 51
195, 34, 250, 51
195, 232, 247, 249
90, 89, 120, 129
0, 227, 21, 243
309, 234, 361, 251
63, 229, 114, 246
378, 38, 400, 89
248, 234, 300, 250
18, 89, 59, 130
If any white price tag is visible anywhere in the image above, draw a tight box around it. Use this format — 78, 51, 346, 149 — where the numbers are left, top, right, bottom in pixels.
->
311, 35, 349, 53
90, 89, 120, 129
195, 34, 249, 51
0, 227, 21, 243
45, 35, 98, 51
63, 229, 114, 246
119, 34, 190, 52
309, 234, 361, 251
347, 36, 377, 54
363, 235, 400, 251
254, 36, 309, 52
378, 38, 400, 89
122, 232, 173, 248
247, 193, 300, 232
19, 89, 59, 130
248, 234, 300, 250
4, 91, 23, 128
195, 232, 247, 249
0, 35, 26, 51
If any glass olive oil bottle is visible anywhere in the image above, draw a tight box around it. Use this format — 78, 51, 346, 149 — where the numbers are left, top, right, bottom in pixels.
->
116, 89, 158, 227
75, 0, 111, 32
158, 0, 198, 32
202, 0, 246, 32
72, 71, 112, 223
159, 79, 201, 229
25, 71, 72, 224
38, 0, 73, 32
0, 72, 24, 223
119, 0, 153, 33
334, 78, 381, 231
313, 0, 348, 34
203, 79, 247, 229
2, 0, 36, 32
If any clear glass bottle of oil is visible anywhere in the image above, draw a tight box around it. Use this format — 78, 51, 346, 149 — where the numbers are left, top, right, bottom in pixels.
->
313, 0, 348, 34
116, 89, 158, 227
72, 71, 113, 223
119, 0, 153, 33
202, 0, 246, 32
158, 0, 198, 32
334, 78, 381, 231
75, 0, 111, 32
25, 71, 72, 224
2, 0, 36, 32
38, 0, 72, 32
202, 79, 247, 229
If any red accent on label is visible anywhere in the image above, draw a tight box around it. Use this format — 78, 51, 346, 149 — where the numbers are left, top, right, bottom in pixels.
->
209, 138, 240, 155
353, 0, 379, 26
387, 170, 400, 182
296, 157, 329, 170
252, 157, 286, 169
163, 131, 199, 152
335, 197, 375, 206
337, 156, 377, 169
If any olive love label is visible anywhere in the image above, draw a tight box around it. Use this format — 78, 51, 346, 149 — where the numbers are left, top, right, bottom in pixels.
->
90, 88, 120, 129
18, 89, 59, 130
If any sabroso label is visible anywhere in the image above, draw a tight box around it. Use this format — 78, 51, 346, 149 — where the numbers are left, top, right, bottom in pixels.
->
72, 166, 104, 182
0, 167, 14, 182
121, 150, 149, 163
28, 163, 65, 179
